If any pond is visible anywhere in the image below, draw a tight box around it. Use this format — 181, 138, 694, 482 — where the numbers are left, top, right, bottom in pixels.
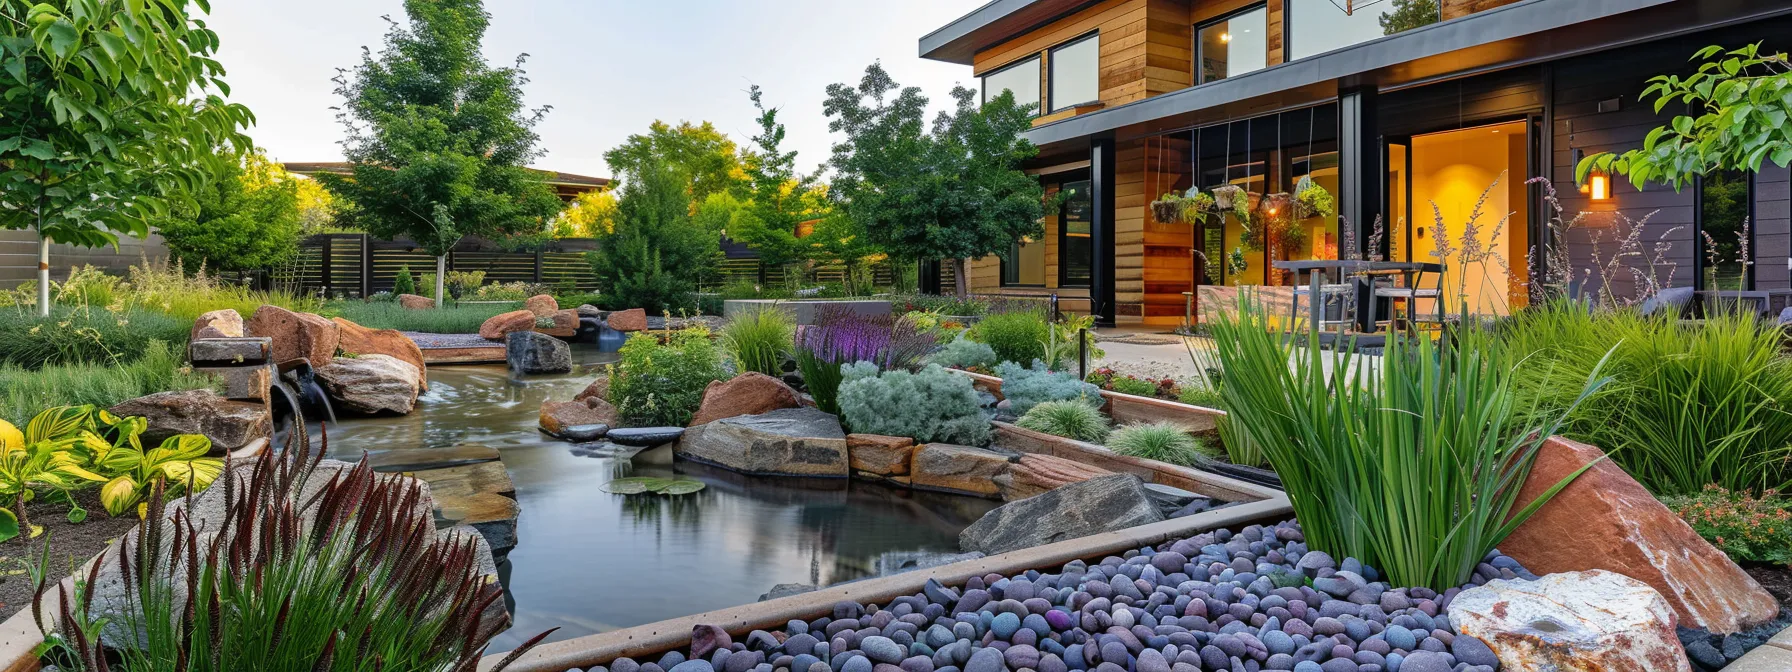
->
321, 345, 999, 652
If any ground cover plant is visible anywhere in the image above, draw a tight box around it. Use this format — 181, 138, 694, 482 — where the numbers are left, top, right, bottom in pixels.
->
37, 432, 551, 672
1014, 400, 1110, 444
837, 363, 989, 446
607, 328, 730, 427
325, 301, 515, 334
1495, 300, 1792, 496
0, 306, 186, 369
1107, 422, 1214, 467
0, 342, 217, 426
721, 306, 794, 377
795, 308, 937, 414
925, 336, 998, 371
1665, 485, 1792, 567
1209, 297, 1610, 591
995, 361, 1101, 415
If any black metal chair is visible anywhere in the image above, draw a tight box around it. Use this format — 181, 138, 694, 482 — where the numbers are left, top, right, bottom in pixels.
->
1365, 262, 1445, 332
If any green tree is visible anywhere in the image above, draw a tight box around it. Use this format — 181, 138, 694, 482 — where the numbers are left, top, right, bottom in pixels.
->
603, 121, 743, 209
806, 210, 884, 296
825, 63, 1049, 297
1379, 0, 1440, 35
0, 0, 253, 316
589, 160, 720, 313
323, 0, 564, 307
728, 86, 824, 271
551, 188, 619, 238
156, 152, 305, 273
1579, 43, 1792, 190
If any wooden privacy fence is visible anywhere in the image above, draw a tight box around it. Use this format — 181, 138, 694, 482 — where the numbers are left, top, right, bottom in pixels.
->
280, 234, 606, 298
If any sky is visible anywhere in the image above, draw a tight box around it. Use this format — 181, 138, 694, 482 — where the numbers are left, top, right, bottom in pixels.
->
206, 0, 987, 180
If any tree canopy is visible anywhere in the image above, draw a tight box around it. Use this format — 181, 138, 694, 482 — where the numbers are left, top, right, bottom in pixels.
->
589, 160, 720, 313
603, 120, 743, 209
552, 188, 619, 238
156, 151, 306, 273
322, 0, 562, 259
726, 86, 828, 269
824, 63, 1048, 296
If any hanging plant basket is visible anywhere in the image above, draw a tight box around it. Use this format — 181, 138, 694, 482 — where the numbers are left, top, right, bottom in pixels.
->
1184, 191, 1216, 225
1211, 184, 1245, 210
1151, 193, 1187, 225
1293, 176, 1336, 220
1264, 192, 1295, 220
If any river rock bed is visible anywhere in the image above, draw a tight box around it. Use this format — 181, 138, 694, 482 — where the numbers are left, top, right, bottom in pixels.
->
584, 520, 1533, 672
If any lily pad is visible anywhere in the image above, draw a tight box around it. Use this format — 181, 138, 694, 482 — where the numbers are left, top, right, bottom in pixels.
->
602, 476, 706, 496
601, 477, 662, 494
662, 480, 706, 495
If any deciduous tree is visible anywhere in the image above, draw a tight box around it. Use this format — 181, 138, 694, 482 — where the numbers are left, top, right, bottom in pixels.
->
156, 151, 305, 273
825, 63, 1049, 297
603, 120, 742, 209
728, 86, 825, 271
0, 0, 253, 316
324, 0, 563, 307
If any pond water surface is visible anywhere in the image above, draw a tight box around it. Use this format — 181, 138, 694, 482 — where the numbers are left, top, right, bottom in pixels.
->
322, 346, 998, 652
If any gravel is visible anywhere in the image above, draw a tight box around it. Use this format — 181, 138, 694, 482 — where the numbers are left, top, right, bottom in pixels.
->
582, 520, 1531, 672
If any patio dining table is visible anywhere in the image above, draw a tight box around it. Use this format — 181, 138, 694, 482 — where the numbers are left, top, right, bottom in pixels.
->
1271, 260, 1430, 333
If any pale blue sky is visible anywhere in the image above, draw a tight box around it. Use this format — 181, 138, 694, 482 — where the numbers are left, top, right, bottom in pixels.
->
206, 0, 985, 179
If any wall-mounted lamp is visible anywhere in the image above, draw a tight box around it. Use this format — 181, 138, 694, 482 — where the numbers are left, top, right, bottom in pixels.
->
1588, 171, 1611, 201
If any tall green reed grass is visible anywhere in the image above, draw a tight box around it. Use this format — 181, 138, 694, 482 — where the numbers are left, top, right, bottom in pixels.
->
322, 301, 513, 334
1209, 297, 1610, 590
721, 306, 795, 377
0, 341, 218, 424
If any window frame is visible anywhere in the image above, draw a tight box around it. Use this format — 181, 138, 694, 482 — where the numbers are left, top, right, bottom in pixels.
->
1194, 2, 1270, 86
1047, 32, 1101, 115
1056, 176, 1094, 288
980, 54, 1043, 115
1692, 169, 1757, 292
1284, 0, 1441, 63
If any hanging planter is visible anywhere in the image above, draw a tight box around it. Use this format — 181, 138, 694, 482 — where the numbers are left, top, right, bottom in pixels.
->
1227, 247, 1249, 274
1151, 192, 1187, 225
1184, 191, 1216, 225
1293, 176, 1336, 219
1211, 184, 1245, 210
1230, 189, 1255, 229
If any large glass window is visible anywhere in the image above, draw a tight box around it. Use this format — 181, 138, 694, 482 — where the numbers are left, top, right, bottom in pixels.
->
1288, 0, 1440, 60
982, 57, 1041, 115
1196, 5, 1267, 85
1060, 180, 1093, 287
1050, 34, 1100, 113
1698, 169, 1753, 291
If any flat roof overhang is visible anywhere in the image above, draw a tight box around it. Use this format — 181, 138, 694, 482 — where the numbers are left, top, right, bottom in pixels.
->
1021, 0, 1792, 160
921, 0, 1100, 65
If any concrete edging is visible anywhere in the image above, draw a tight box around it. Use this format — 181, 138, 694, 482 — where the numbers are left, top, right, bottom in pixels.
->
477, 494, 1293, 672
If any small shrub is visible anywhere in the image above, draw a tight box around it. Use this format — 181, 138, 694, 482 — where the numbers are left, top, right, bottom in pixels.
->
795, 307, 939, 414
889, 293, 989, 317
1665, 486, 1792, 566
996, 360, 1102, 415
1107, 375, 1159, 397
1108, 422, 1214, 467
970, 310, 1050, 367
469, 281, 543, 302
837, 363, 990, 446
1177, 382, 1226, 409
928, 336, 999, 371
608, 328, 729, 427
1015, 400, 1110, 443
392, 264, 416, 295
723, 307, 795, 377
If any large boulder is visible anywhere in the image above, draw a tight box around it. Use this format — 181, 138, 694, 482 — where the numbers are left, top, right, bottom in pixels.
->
536, 309, 579, 337
687, 372, 803, 427
315, 355, 421, 415
848, 434, 915, 476
111, 389, 270, 453
187, 337, 271, 366
995, 453, 1114, 501
332, 317, 428, 391
576, 304, 605, 318
246, 305, 339, 366
506, 331, 571, 375
479, 309, 537, 341
607, 308, 647, 332
397, 293, 435, 310
524, 294, 559, 316
1501, 437, 1780, 633
911, 444, 1017, 498
574, 375, 609, 403
959, 474, 1164, 555
1449, 570, 1692, 672
676, 407, 849, 477
539, 401, 616, 441
190, 308, 244, 340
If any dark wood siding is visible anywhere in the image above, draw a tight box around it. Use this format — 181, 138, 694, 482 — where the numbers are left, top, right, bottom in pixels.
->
1378, 66, 1543, 137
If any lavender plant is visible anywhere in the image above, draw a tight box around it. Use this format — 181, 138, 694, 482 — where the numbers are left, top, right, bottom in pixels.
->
795, 307, 938, 414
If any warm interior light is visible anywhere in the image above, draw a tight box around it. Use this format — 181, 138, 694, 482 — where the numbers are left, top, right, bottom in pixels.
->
1219, 32, 1232, 43
1590, 172, 1611, 201
1267, 207, 1278, 216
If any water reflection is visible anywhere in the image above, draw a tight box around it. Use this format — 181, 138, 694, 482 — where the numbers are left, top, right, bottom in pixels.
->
320, 346, 998, 652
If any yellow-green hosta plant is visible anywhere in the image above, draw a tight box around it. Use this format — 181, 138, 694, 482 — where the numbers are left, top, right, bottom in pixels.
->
65, 409, 223, 516
0, 407, 110, 541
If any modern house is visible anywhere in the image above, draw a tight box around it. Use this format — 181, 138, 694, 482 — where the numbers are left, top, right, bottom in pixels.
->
918, 0, 1792, 326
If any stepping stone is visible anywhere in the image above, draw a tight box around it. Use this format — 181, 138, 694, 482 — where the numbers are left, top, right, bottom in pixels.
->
363, 443, 501, 472
558, 424, 610, 443
411, 462, 519, 556
411, 461, 516, 498
608, 426, 686, 447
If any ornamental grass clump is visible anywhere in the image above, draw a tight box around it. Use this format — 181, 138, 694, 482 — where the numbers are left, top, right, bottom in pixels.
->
1015, 400, 1110, 444
721, 306, 795, 377
36, 427, 553, 672
795, 307, 939, 414
996, 361, 1101, 415
1107, 422, 1215, 467
1208, 296, 1611, 591
837, 363, 989, 446
969, 309, 1051, 367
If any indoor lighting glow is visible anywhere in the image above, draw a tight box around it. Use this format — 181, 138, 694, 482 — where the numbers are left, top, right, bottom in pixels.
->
1220, 32, 1232, 43
1589, 172, 1611, 201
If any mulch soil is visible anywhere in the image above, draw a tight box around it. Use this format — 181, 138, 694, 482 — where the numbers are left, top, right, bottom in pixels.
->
0, 489, 140, 621
1745, 563, 1792, 606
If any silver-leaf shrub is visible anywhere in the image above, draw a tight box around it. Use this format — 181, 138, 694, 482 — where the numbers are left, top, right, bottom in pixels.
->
838, 362, 991, 446
996, 360, 1102, 415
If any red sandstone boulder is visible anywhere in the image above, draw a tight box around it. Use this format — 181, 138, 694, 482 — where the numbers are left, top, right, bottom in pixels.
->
191, 309, 244, 340
397, 294, 435, 310
332, 318, 428, 391
996, 453, 1114, 501
524, 294, 558, 317
246, 305, 339, 367
478, 310, 537, 341
848, 434, 916, 476
574, 375, 609, 404
539, 401, 616, 437
688, 372, 803, 427
1501, 437, 1780, 634
535, 308, 578, 337
607, 308, 647, 332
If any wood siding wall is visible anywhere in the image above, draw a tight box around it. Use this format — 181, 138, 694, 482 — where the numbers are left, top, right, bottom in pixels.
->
1441, 0, 1523, 21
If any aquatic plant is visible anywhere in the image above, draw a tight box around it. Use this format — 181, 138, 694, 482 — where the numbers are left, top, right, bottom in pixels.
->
602, 477, 707, 495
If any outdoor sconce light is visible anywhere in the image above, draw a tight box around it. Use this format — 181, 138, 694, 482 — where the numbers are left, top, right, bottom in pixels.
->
1589, 171, 1611, 201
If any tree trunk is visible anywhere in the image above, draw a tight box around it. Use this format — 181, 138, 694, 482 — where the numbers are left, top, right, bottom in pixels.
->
434, 255, 447, 309
36, 235, 50, 318
952, 258, 969, 299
